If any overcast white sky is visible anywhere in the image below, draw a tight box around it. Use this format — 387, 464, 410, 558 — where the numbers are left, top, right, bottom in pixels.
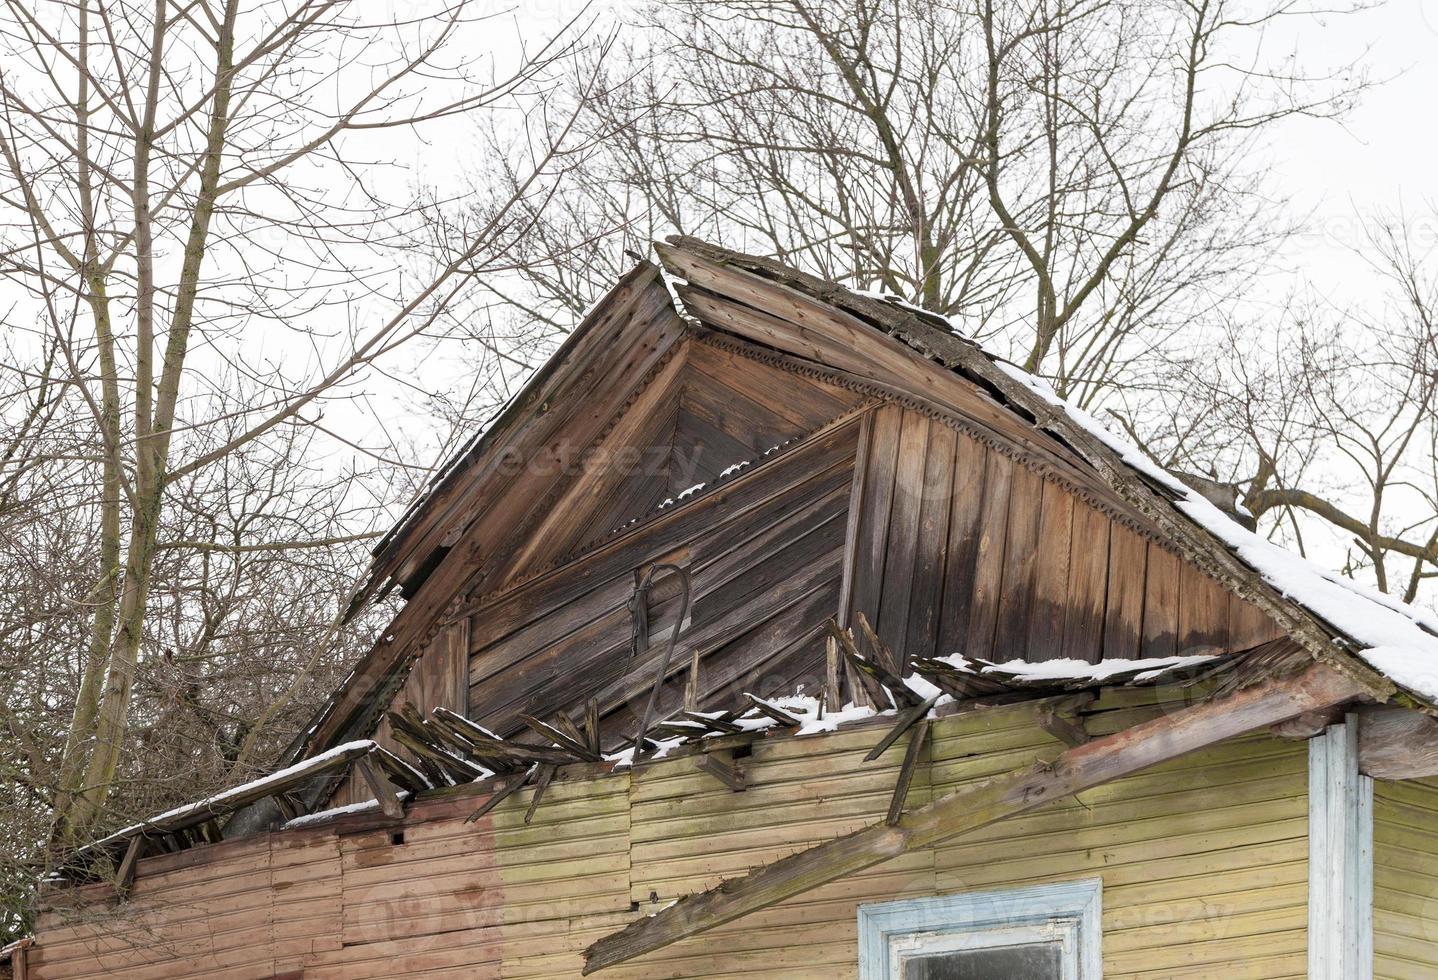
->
347, 0, 1438, 513
1257, 0, 1438, 302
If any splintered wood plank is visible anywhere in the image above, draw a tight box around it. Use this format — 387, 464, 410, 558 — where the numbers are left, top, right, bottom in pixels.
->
1178, 564, 1230, 656
904, 421, 958, 665
1026, 479, 1074, 662
1141, 543, 1181, 658
935, 432, 986, 657
847, 404, 904, 632
876, 410, 931, 667
1102, 523, 1149, 660
1062, 503, 1111, 664
994, 463, 1045, 660
964, 449, 1014, 660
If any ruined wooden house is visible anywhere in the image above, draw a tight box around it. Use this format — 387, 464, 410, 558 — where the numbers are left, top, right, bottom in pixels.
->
17, 239, 1438, 980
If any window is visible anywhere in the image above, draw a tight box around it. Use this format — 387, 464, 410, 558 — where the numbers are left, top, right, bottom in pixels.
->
858, 879, 1102, 980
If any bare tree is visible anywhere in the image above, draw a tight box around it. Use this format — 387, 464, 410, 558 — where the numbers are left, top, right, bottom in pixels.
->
470, 0, 1358, 406
1124, 211, 1438, 607
0, 0, 600, 843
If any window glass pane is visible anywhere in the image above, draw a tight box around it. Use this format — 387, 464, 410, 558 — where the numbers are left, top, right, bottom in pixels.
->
900, 942, 1062, 980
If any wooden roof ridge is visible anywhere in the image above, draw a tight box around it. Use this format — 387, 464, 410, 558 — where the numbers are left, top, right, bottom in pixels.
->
654, 236, 1408, 711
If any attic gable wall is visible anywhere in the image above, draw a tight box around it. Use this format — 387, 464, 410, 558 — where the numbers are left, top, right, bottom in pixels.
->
493, 336, 864, 583
464, 416, 860, 746
847, 401, 1284, 670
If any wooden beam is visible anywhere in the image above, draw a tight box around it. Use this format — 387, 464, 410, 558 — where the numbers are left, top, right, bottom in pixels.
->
357, 757, 405, 819
1357, 705, 1438, 779
524, 764, 557, 824
582, 660, 1365, 973
1038, 705, 1091, 748
695, 749, 746, 792
114, 834, 145, 899
886, 722, 929, 826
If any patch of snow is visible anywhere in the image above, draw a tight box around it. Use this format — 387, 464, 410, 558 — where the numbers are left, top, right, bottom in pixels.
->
973, 654, 1218, 684
78, 740, 379, 855
282, 791, 412, 830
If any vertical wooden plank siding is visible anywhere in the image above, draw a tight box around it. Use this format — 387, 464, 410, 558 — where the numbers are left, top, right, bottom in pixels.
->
847, 404, 903, 637
844, 404, 1267, 667
964, 447, 1013, 660
1062, 501, 1111, 663
904, 422, 956, 667
874, 410, 930, 667
1141, 544, 1181, 659
1103, 525, 1149, 660
1178, 562, 1231, 656
1027, 480, 1075, 662
30, 699, 1314, 980
933, 430, 986, 655
994, 464, 1046, 660
1373, 776, 1438, 979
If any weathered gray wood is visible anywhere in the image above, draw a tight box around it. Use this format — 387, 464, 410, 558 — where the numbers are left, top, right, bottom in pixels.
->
886, 722, 929, 826
864, 695, 939, 763
1038, 705, 1091, 748
114, 834, 145, 898
356, 757, 404, 820
465, 769, 532, 824
1357, 705, 1438, 779
524, 764, 556, 824
582, 660, 1365, 973
695, 749, 746, 792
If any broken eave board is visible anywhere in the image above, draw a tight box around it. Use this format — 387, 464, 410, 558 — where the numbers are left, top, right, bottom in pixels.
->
65, 739, 377, 873
581, 659, 1367, 973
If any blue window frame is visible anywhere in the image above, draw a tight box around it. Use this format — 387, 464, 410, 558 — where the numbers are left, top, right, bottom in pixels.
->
858, 878, 1103, 979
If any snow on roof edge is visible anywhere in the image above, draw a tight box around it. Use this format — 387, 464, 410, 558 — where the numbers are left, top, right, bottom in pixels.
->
984, 355, 1438, 703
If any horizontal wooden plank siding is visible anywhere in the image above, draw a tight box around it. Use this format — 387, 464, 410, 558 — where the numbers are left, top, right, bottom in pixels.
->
1374, 776, 1438, 979
847, 404, 1283, 668
463, 417, 861, 747
31, 693, 1314, 979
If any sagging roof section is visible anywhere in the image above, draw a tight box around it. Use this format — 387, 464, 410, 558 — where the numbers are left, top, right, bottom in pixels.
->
295, 235, 1436, 782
